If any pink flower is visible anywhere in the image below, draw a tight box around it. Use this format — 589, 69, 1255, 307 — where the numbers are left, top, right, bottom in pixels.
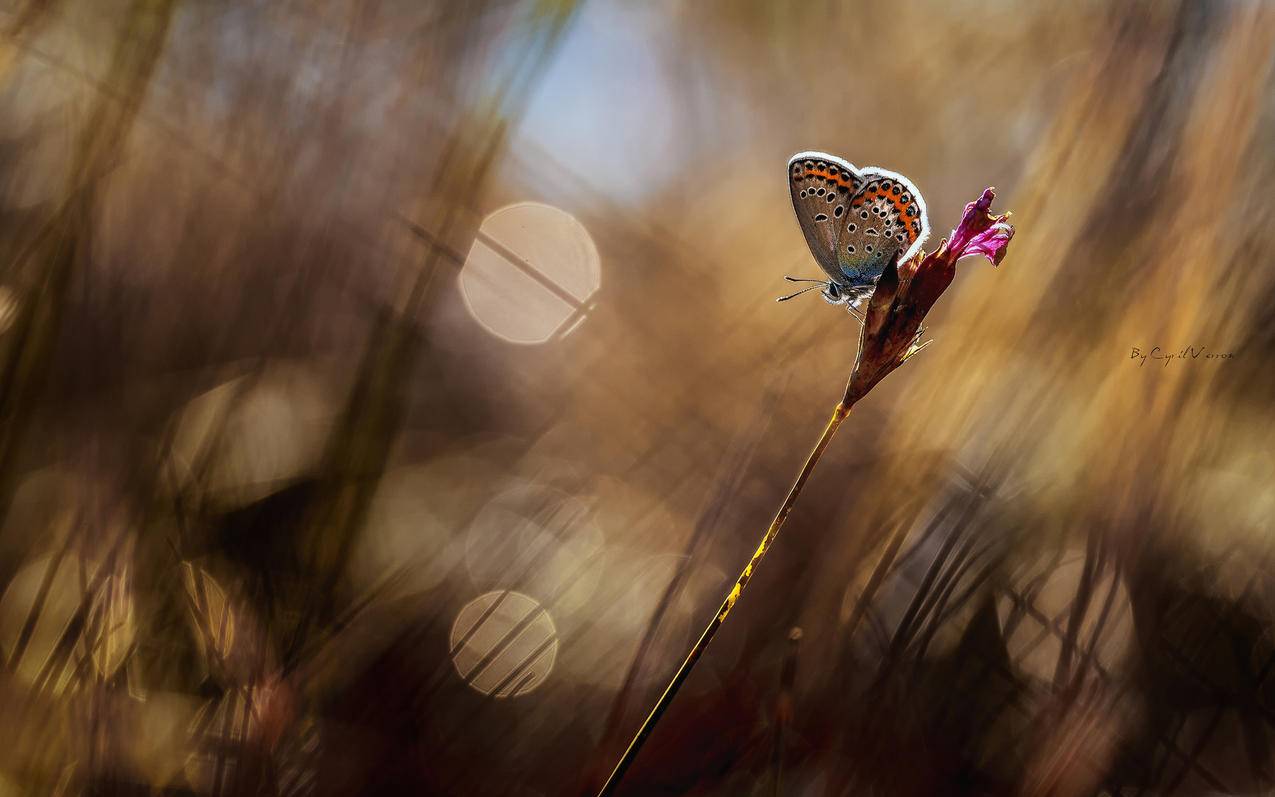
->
948, 188, 1015, 267
842, 187, 1014, 406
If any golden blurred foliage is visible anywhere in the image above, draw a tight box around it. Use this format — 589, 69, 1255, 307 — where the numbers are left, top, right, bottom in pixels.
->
0, 0, 1272, 794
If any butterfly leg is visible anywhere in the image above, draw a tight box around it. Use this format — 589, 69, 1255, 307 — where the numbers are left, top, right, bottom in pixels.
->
901, 325, 932, 361
844, 287, 874, 322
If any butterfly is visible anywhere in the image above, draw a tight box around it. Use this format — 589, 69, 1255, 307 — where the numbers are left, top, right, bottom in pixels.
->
780, 151, 930, 310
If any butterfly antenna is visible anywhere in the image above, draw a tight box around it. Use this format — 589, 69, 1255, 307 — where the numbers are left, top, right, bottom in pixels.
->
783, 276, 829, 284
776, 284, 824, 302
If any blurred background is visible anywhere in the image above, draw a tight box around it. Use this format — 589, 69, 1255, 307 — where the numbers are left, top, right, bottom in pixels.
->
0, 0, 1273, 795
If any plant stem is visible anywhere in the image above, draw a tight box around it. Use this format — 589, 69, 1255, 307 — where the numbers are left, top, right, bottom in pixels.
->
594, 402, 853, 797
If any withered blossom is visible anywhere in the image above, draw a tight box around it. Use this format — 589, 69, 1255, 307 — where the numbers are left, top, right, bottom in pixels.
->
844, 187, 1015, 407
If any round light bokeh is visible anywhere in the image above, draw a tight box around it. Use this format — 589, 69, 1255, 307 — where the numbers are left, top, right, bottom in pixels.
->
557, 552, 739, 693
163, 364, 334, 509
996, 549, 1134, 684
0, 551, 135, 691
349, 465, 464, 600
463, 482, 604, 616
0, 58, 81, 210
450, 590, 558, 698
459, 202, 599, 345
0, 553, 82, 691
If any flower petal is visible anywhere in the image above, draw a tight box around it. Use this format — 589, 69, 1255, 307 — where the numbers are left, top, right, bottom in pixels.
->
948, 188, 1015, 266
958, 220, 1015, 266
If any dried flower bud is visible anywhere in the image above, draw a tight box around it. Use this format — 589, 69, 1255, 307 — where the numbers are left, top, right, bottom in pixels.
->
843, 187, 1015, 406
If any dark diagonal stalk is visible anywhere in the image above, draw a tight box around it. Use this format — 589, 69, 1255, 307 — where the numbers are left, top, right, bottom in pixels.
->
596, 401, 851, 796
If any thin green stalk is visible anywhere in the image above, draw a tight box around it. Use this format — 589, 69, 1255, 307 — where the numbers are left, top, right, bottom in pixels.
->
595, 401, 853, 797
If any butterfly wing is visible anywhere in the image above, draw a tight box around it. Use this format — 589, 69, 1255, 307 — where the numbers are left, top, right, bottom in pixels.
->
788, 151, 866, 285
834, 167, 930, 289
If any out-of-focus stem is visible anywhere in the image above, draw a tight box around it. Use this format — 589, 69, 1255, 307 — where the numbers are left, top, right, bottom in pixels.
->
772, 627, 803, 797
595, 402, 853, 797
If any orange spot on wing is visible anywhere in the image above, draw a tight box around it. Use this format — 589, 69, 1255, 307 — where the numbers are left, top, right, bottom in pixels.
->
802, 166, 857, 189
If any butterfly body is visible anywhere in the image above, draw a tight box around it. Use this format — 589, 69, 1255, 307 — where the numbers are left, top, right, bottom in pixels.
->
787, 151, 930, 307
